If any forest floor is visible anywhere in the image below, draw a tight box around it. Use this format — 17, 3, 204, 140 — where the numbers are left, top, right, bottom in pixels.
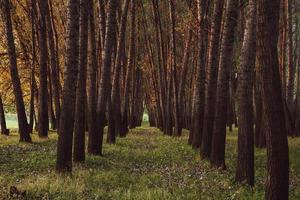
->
0, 125, 299, 200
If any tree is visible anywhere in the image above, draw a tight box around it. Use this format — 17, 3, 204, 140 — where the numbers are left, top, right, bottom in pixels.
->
190, 0, 208, 148
200, 0, 224, 157
235, 0, 256, 186
257, 0, 290, 198
210, 0, 238, 168
37, 0, 49, 138
169, 0, 180, 136
0, 0, 32, 142
92, 0, 119, 155
109, 0, 130, 141
122, 0, 136, 137
56, 0, 80, 172
87, 0, 98, 154
73, 0, 89, 162
0, 95, 9, 135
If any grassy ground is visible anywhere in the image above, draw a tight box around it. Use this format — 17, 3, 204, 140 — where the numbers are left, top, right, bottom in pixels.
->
0, 126, 299, 200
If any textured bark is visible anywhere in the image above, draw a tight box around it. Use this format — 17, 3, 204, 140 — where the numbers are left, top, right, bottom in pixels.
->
56, 0, 80, 172
87, 0, 99, 154
201, 0, 224, 157
294, 48, 300, 136
73, 0, 89, 162
37, 0, 49, 137
169, 0, 180, 136
29, 0, 37, 134
110, 0, 130, 140
0, 0, 31, 142
122, 0, 136, 137
0, 96, 9, 135
254, 72, 267, 148
235, 0, 256, 186
152, 0, 167, 134
286, 0, 295, 114
257, 0, 290, 198
210, 0, 238, 168
93, 0, 118, 155
190, 0, 208, 148
46, 0, 61, 129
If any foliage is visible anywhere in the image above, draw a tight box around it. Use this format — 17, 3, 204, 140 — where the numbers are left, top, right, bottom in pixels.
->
0, 126, 299, 200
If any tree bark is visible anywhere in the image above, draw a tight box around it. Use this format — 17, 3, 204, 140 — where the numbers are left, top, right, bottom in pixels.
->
201, 0, 224, 157
56, 0, 80, 172
210, 0, 238, 168
37, 0, 49, 138
235, 0, 256, 186
0, 0, 31, 142
0, 96, 9, 135
73, 0, 89, 162
257, 0, 290, 198
93, 0, 118, 155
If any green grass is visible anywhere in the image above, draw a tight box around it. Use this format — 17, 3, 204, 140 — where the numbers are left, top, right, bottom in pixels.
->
0, 126, 299, 200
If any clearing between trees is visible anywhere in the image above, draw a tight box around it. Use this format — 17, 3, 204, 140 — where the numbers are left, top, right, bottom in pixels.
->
0, 126, 299, 200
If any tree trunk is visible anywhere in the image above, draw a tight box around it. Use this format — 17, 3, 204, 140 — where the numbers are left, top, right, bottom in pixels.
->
235, 0, 256, 186
0, 0, 31, 142
201, 0, 224, 157
73, 0, 89, 162
56, 0, 80, 173
122, 0, 136, 137
257, 0, 289, 198
87, 0, 99, 154
190, 0, 208, 148
93, 0, 118, 155
210, 0, 238, 168
46, 0, 61, 129
169, 0, 180, 136
0, 96, 9, 135
110, 0, 130, 140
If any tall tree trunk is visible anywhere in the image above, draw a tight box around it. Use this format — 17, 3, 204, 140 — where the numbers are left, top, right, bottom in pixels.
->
190, 0, 208, 148
286, 0, 295, 116
29, 0, 37, 134
257, 0, 289, 198
122, 0, 136, 137
56, 0, 80, 173
235, 0, 256, 186
93, 0, 118, 155
73, 0, 89, 162
201, 0, 224, 157
110, 0, 130, 140
210, 0, 238, 168
169, 0, 180, 136
87, 0, 99, 154
46, 0, 61, 129
37, 0, 49, 138
0, 0, 31, 142
294, 47, 300, 136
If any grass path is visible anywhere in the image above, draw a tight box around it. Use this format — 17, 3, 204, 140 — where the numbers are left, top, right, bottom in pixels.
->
0, 126, 299, 199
